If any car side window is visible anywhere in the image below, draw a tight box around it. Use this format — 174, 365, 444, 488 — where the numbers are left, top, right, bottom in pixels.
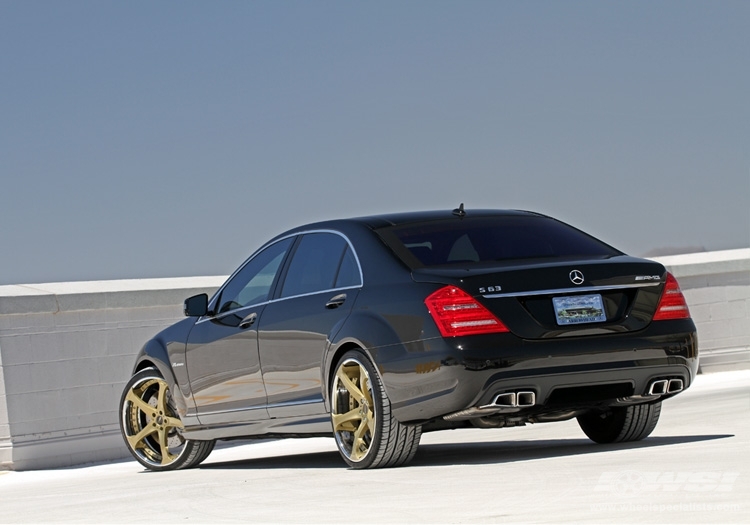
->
281, 233, 353, 298
216, 237, 293, 314
335, 245, 361, 288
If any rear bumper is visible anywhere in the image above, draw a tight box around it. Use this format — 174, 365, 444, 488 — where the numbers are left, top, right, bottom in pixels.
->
381, 319, 698, 423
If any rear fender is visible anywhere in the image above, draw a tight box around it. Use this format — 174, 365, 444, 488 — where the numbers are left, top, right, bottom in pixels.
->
323, 310, 438, 415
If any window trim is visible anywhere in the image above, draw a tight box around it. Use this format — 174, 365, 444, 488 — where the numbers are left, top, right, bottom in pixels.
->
204, 229, 364, 320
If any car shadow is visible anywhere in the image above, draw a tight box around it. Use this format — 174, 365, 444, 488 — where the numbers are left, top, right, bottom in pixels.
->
200, 449, 343, 470
198, 433, 732, 471
411, 434, 732, 467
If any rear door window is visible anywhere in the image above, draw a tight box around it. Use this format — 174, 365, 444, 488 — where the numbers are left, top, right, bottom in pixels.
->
280, 232, 359, 298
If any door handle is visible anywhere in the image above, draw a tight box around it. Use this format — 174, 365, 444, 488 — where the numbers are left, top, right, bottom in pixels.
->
239, 312, 257, 329
325, 293, 347, 309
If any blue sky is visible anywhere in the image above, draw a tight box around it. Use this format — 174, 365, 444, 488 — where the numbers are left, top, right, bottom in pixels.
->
1, 1, 748, 285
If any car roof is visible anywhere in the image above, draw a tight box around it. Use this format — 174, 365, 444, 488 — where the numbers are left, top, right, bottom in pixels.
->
269, 208, 547, 243
347, 208, 544, 229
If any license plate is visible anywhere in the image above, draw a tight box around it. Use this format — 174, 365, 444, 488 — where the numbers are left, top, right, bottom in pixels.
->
552, 294, 607, 325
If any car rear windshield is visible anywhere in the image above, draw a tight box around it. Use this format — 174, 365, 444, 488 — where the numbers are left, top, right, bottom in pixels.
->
376, 215, 621, 268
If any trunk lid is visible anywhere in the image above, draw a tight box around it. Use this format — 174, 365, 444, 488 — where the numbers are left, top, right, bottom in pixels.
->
412, 256, 666, 339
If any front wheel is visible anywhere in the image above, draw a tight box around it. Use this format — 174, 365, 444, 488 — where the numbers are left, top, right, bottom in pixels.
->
119, 368, 215, 471
330, 350, 421, 469
577, 402, 662, 444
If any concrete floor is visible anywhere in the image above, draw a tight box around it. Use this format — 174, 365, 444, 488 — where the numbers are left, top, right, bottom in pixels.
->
1, 370, 747, 524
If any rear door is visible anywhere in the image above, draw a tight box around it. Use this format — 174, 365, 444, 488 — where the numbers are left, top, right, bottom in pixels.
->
258, 231, 362, 418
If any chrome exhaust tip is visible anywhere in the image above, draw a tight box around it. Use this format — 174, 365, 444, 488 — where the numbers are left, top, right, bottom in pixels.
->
667, 378, 684, 393
490, 391, 535, 408
493, 392, 517, 407
648, 379, 669, 396
516, 391, 536, 407
461, 390, 537, 419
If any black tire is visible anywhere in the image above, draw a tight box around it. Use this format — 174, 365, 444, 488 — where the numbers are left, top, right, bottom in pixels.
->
120, 368, 215, 471
330, 350, 422, 469
577, 402, 662, 444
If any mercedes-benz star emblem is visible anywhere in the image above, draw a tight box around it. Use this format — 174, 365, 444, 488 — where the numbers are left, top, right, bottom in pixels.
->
569, 270, 585, 285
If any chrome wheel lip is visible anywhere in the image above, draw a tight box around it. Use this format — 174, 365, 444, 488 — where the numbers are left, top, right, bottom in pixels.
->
121, 374, 187, 468
331, 357, 376, 464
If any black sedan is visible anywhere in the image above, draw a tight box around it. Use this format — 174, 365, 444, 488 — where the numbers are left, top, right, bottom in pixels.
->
120, 207, 698, 470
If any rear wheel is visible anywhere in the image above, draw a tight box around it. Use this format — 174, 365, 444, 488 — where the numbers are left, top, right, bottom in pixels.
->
120, 368, 215, 471
331, 350, 421, 469
577, 402, 662, 444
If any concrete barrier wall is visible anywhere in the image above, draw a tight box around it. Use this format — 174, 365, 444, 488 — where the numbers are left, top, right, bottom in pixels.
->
652, 249, 750, 372
0, 277, 224, 470
1, 249, 748, 470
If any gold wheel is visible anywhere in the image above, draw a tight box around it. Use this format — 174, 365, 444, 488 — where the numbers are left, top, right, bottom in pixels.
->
331, 351, 422, 469
331, 357, 376, 463
121, 371, 187, 469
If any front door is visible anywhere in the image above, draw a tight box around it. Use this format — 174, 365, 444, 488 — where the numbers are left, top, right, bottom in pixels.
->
186, 237, 294, 425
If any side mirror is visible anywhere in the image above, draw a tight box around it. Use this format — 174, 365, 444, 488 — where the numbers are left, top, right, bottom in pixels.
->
184, 293, 208, 317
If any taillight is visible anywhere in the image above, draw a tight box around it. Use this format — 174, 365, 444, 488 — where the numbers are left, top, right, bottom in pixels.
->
653, 273, 691, 321
425, 286, 510, 337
